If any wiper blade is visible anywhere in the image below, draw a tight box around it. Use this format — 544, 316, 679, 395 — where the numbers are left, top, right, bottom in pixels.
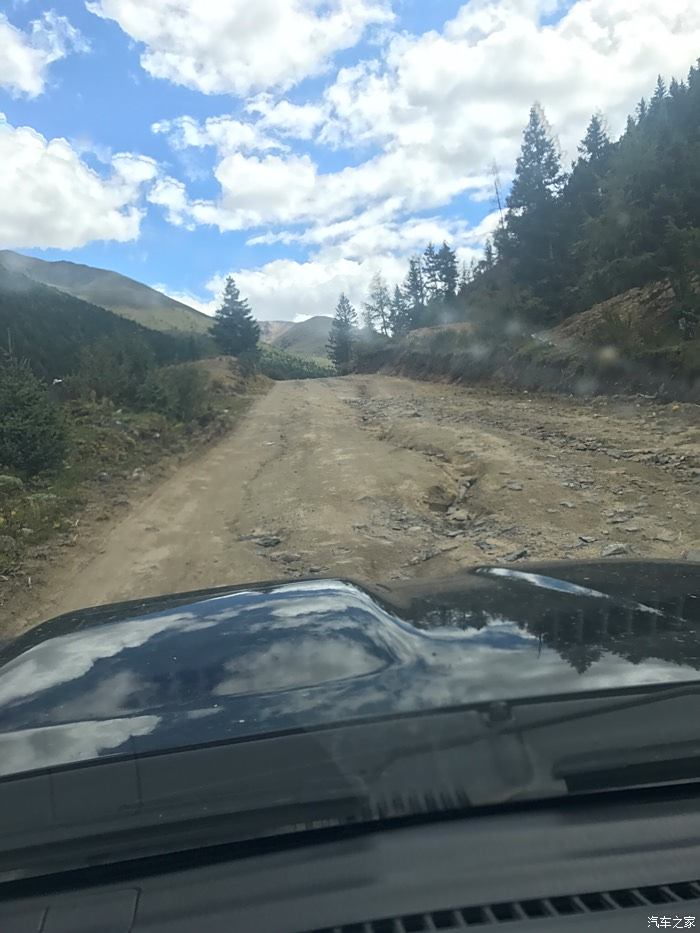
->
557, 740, 700, 793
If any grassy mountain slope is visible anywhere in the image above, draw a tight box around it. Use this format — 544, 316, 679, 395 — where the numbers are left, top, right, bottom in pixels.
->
0, 264, 199, 379
0, 250, 211, 336
270, 315, 333, 360
258, 320, 294, 342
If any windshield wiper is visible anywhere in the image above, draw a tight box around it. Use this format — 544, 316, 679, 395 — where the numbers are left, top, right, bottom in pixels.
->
557, 740, 700, 793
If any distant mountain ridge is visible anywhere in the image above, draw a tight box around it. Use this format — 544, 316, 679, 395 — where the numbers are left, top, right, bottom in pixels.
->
0, 263, 197, 379
269, 315, 333, 361
0, 250, 211, 336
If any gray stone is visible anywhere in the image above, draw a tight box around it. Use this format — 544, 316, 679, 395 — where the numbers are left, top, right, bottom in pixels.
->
654, 529, 675, 543
559, 501, 577, 509
578, 535, 597, 543
257, 535, 281, 548
278, 553, 302, 564
504, 548, 528, 562
504, 481, 523, 491
425, 485, 452, 512
601, 543, 629, 557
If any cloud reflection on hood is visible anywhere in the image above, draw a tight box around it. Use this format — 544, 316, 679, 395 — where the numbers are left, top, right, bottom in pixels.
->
0, 611, 222, 708
0, 715, 159, 777
0, 570, 698, 779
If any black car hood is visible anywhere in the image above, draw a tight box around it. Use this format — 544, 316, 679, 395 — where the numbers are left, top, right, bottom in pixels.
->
0, 560, 698, 779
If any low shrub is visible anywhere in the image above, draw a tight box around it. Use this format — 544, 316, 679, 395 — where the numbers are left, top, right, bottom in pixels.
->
0, 357, 68, 476
140, 364, 210, 422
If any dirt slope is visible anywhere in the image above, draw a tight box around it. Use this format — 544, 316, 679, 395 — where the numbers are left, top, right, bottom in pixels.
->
546, 279, 687, 350
5, 376, 698, 636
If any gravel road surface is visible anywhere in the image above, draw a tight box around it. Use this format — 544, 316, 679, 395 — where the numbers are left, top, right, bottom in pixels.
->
8, 375, 699, 632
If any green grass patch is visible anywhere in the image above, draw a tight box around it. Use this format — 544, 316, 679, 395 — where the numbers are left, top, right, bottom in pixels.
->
0, 389, 257, 577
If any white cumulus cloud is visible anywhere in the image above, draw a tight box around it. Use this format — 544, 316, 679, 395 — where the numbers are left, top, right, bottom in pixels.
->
130, 0, 700, 322
0, 10, 88, 97
0, 116, 158, 249
86, 0, 394, 95
319, 0, 700, 166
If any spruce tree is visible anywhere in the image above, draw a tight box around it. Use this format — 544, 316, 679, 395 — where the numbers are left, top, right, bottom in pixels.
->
211, 277, 260, 357
363, 273, 392, 336
457, 262, 470, 300
503, 103, 564, 322
436, 242, 458, 299
389, 285, 410, 336
403, 256, 426, 329
422, 243, 440, 302
578, 113, 611, 161
508, 103, 563, 214
327, 293, 357, 373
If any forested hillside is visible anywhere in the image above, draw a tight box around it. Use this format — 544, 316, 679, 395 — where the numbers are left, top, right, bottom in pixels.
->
468, 67, 700, 333
0, 265, 203, 381
0, 251, 212, 336
338, 62, 700, 395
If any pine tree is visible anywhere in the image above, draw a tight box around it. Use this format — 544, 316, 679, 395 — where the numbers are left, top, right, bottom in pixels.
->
211, 277, 260, 357
502, 103, 565, 322
462, 66, 700, 332
578, 113, 611, 161
389, 285, 410, 336
508, 103, 563, 214
436, 242, 458, 299
363, 273, 392, 336
457, 262, 470, 300
651, 75, 667, 106
403, 256, 426, 329
669, 77, 683, 99
422, 243, 440, 302
327, 293, 357, 373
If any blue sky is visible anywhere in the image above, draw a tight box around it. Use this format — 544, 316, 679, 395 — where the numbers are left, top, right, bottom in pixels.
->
1, 0, 699, 320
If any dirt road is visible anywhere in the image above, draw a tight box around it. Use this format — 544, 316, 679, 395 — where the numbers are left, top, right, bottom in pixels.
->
7, 375, 700, 633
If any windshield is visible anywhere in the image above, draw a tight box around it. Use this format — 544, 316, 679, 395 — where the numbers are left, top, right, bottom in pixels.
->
0, 0, 698, 877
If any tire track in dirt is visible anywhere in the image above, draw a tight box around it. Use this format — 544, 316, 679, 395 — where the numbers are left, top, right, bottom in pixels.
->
5, 375, 698, 637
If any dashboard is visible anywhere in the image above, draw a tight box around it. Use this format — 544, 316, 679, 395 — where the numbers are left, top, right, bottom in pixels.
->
3, 786, 700, 932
